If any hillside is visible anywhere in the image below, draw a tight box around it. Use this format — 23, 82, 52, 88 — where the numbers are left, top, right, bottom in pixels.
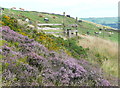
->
1, 8, 118, 42
1, 26, 113, 86
0, 8, 119, 86
80, 17, 118, 29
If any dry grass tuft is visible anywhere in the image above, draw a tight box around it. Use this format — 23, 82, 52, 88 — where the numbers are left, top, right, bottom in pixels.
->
78, 35, 118, 77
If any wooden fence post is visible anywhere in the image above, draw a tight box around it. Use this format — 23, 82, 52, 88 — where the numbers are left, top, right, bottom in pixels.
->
76, 17, 78, 36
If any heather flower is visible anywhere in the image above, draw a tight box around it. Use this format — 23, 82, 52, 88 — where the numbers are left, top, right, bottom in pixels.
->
68, 70, 74, 78
76, 65, 87, 73
61, 77, 70, 84
0, 49, 2, 53
1, 26, 112, 86
2, 45, 11, 51
100, 79, 110, 86
60, 67, 66, 73
9, 57, 17, 60
74, 72, 81, 78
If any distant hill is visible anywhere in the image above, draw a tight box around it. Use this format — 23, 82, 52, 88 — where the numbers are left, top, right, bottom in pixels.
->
80, 17, 118, 29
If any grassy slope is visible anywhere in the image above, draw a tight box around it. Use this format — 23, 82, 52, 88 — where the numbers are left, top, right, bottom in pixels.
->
78, 35, 118, 77
2, 8, 117, 40
2, 8, 119, 80
2, 8, 118, 42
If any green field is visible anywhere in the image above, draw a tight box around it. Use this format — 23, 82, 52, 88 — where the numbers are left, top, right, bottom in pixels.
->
2, 8, 118, 42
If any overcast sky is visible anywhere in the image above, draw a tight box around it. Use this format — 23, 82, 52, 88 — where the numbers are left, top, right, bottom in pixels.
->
0, 0, 119, 18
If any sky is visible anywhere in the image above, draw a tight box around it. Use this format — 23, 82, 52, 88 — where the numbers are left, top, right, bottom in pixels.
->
0, 0, 119, 18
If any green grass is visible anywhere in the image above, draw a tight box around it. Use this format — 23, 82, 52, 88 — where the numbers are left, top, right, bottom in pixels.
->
102, 58, 118, 77
0, 39, 7, 47
3, 8, 118, 42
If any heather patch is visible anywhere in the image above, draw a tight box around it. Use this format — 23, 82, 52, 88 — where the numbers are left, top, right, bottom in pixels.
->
1, 26, 112, 86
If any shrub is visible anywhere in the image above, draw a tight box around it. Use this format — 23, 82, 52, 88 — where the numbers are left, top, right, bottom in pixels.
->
64, 38, 88, 58
1, 26, 111, 86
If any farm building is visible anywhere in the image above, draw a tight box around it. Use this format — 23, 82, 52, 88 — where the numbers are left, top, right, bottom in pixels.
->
64, 24, 78, 38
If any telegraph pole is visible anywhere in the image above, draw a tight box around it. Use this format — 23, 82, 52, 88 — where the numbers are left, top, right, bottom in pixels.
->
103, 27, 105, 38
75, 17, 78, 36
63, 12, 66, 36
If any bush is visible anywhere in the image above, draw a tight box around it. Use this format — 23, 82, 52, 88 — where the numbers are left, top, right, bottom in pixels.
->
2, 15, 18, 31
64, 38, 88, 58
